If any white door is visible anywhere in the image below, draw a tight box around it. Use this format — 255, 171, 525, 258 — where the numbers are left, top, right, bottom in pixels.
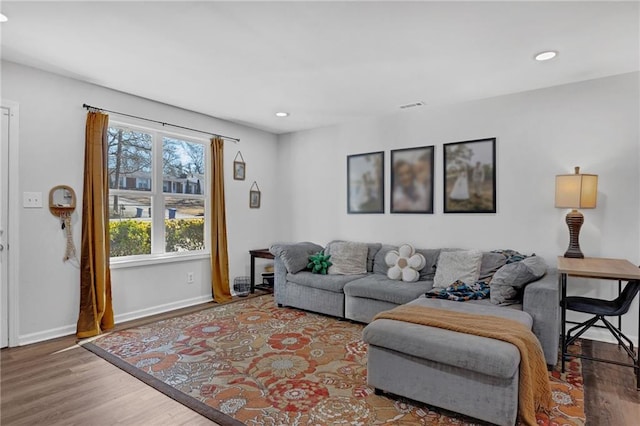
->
1, 106, 9, 348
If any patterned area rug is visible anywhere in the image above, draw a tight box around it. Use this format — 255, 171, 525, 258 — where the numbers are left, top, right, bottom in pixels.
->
83, 295, 585, 425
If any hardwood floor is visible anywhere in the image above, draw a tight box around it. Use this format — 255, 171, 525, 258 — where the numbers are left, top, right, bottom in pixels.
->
581, 339, 640, 425
1, 301, 225, 426
2, 299, 638, 425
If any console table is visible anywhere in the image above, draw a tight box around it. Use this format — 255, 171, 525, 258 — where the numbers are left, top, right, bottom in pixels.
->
249, 248, 274, 294
558, 256, 640, 388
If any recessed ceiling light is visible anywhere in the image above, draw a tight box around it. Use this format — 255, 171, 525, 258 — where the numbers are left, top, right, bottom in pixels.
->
275, 112, 289, 117
0, 13, 8, 23
534, 51, 557, 61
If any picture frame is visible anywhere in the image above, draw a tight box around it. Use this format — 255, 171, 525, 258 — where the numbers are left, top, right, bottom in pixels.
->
249, 190, 261, 208
234, 161, 245, 180
391, 146, 435, 214
443, 137, 496, 213
347, 151, 384, 214
233, 151, 246, 180
249, 181, 261, 208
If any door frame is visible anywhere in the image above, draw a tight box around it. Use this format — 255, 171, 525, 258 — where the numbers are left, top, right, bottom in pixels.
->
2, 99, 20, 347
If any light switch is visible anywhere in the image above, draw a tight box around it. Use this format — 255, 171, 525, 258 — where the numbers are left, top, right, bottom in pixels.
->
23, 192, 43, 208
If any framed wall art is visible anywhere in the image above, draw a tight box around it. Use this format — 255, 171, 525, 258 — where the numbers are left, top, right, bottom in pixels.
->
249, 181, 261, 208
347, 151, 384, 214
233, 151, 246, 180
391, 146, 434, 214
443, 137, 496, 213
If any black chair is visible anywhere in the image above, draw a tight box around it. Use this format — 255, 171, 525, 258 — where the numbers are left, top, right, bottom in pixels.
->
565, 279, 640, 360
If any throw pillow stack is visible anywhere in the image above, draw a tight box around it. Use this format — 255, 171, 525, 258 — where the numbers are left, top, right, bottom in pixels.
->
490, 255, 547, 305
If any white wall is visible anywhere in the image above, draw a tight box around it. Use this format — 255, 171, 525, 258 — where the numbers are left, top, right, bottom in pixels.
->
277, 72, 640, 343
2, 61, 279, 345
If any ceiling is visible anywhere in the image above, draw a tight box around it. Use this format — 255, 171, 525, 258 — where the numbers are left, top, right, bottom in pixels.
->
1, 1, 638, 135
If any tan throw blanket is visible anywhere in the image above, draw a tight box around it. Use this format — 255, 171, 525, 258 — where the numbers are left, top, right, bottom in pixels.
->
373, 304, 552, 426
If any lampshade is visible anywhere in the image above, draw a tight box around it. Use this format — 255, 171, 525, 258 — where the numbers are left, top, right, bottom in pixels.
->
555, 167, 598, 209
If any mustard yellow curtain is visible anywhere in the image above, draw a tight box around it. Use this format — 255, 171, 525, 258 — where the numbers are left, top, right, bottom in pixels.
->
77, 111, 114, 338
210, 137, 232, 303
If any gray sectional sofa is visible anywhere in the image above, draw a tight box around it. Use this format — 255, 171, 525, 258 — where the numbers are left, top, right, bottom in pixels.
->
269, 241, 560, 366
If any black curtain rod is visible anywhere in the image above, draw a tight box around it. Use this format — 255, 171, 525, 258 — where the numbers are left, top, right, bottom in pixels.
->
82, 103, 240, 143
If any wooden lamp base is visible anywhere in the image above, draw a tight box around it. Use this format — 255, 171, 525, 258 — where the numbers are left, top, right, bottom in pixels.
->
564, 209, 584, 258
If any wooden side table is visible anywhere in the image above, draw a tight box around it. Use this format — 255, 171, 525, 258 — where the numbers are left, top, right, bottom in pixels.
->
249, 249, 274, 294
558, 256, 640, 388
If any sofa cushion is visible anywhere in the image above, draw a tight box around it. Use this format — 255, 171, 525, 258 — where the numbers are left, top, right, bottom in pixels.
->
490, 256, 547, 305
414, 248, 441, 281
325, 241, 368, 275
270, 242, 324, 274
363, 298, 532, 379
344, 274, 434, 305
433, 249, 483, 289
373, 245, 397, 275
326, 240, 382, 273
479, 252, 507, 281
287, 271, 365, 293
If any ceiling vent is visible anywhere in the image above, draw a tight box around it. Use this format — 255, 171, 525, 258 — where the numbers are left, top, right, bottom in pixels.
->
399, 101, 425, 110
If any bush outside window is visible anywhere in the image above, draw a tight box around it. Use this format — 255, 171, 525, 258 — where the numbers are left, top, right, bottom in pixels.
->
108, 123, 207, 258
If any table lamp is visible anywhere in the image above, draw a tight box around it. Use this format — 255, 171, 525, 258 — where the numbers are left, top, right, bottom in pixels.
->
555, 166, 598, 258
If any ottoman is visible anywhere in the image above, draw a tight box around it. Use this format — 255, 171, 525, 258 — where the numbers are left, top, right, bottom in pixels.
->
362, 298, 534, 426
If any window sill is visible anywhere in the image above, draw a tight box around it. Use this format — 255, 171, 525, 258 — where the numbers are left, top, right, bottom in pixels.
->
110, 252, 210, 269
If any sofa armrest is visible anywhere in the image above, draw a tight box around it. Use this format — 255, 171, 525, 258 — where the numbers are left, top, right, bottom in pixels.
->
270, 242, 323, 306
273, 256, 288, 306
523, 269, 560, 365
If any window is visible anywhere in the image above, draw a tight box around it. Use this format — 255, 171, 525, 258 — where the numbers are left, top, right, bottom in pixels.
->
107, 123, 207, 259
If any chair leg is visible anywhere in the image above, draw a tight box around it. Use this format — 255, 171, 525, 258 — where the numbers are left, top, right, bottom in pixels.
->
603, 317, 635, 352
601, 318, 637, 360
566, 316, 600, 347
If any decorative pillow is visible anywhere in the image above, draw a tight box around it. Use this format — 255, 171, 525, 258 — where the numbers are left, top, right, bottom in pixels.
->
270, 242, 324, 274
326, 240, 382, 273
373, 244, 398, 275
414, 248, 441, 281
385, 244, 426, 282
307, 251, 332, 274
326, 241, 368, 275
490, 256, 547, 305
478, 252, 508, 281
433, 249, 483, 289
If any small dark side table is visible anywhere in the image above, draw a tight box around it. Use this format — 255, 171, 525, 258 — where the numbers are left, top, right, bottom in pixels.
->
249, 248, 274, 294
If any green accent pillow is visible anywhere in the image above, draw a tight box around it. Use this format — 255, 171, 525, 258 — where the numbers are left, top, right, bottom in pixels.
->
307, 251, 332, 275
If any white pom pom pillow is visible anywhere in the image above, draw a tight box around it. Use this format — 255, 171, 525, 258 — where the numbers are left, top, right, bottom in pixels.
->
385, 244, 426, 282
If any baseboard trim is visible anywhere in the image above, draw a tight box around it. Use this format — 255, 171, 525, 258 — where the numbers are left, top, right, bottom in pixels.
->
18, 324, 78, 346
114, 295, 213, 324
17, 295, 213, 347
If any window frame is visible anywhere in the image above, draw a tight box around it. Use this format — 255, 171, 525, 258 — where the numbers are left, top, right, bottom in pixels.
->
108, 120, 210, 266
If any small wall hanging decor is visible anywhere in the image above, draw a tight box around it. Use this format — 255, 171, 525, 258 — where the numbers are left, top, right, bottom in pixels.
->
391, 146, 435, 214
249, 181, 261, 208
347, 151, 384, 214
49, 185, 78, 262
233, 151, 246, 180
443, 137, 496, 213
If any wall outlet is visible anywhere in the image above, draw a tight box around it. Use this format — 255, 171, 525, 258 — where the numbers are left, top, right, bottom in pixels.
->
23, 192, 43, 208
187, 272, 194, 284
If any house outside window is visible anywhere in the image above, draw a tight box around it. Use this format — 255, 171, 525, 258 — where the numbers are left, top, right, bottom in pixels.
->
107, 123, 207, 258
